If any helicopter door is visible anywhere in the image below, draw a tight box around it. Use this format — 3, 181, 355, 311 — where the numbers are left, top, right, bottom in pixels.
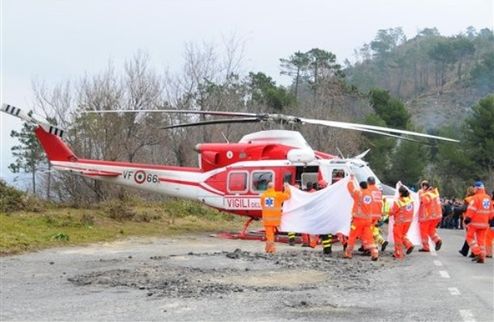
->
329, 167, 349, 185
295, 165, 319, 190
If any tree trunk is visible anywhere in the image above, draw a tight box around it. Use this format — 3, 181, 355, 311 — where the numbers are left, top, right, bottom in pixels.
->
46, 163, 51, 200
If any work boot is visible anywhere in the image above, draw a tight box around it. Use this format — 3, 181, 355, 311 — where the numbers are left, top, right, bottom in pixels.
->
371, 256, 378, 261
289, 239, 295, 246
435, 240, 442, 251
476, 257, 485, 264
358, 245, 365, 252
323, 246, 332, 256
469, 253, 475, 258
381, 241, 389, 252
301, 243, 309, 247
343, 243, 347, 252
418, 248, 430, 252
406, 246, 414, 255
459, 241, 469, 256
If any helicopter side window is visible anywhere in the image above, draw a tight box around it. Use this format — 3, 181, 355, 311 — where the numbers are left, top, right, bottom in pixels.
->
228, 171, 248, 193
251, 171, 274, 192
331, 169, 346, 184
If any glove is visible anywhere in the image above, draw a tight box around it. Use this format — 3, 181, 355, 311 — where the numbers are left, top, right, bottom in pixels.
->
464, 217, 472, 225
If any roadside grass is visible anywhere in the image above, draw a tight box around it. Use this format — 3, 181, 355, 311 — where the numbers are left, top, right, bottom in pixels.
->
0, 199, 259, 256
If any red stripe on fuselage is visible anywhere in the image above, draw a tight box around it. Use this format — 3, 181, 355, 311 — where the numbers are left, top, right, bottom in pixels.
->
158, 177, 224, 196
78, 159, 202, 172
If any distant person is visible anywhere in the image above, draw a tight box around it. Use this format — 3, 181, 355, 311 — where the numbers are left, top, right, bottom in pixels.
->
260, 182, 291, 254
464, 181, 492, 263
389, 185, 415, 259
344, 174, 378, 261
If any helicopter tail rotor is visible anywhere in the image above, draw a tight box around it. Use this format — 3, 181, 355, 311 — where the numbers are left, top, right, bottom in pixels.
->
1, 103, 65, 138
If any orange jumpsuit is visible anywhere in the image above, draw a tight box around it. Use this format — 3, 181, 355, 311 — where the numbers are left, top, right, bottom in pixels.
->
430, 188, 443, 245
418, 189, 441, 251
368, 184, 383, 223
260, 186, 291, 253
344, 181, 378, 260
465, 189, 492, 261
389, 197, 414, 259
485, 202, 494, 257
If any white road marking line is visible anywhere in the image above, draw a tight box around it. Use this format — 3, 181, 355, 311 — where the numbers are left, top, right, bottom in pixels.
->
448, 287, 461, 295
459, 309, 476, 322
439, 270, 450, 278
433, 260, 443, 266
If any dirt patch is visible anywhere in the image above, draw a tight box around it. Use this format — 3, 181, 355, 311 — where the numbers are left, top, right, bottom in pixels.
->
68, 248, 388, 298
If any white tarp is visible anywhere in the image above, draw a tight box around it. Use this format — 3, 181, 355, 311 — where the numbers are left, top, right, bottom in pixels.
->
280, 176, 353, 234
386, 183, 422, 245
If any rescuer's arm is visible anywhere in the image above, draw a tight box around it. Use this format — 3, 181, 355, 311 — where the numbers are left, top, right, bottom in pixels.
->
347, 174, 356, 195
388, 201, 399, 217
282, 183, 291, 201
463, 199, 474, 224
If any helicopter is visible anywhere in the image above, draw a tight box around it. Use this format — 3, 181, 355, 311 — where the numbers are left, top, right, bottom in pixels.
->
1, 103, 458, 235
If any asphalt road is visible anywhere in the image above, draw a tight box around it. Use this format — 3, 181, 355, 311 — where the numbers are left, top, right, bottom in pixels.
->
0, 229, 492, 321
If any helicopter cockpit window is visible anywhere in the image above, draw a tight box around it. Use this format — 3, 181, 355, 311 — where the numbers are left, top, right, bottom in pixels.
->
252, 171, 274, 192
331, 169, 346, 184
228, 171, 248, 193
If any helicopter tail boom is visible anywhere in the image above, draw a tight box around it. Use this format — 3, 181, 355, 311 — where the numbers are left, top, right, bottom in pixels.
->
35, 126, 78, 162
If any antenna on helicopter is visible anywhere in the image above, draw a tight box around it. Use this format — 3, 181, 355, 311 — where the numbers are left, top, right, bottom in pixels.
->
220, 132, 229, 143
336, 146, 345, 159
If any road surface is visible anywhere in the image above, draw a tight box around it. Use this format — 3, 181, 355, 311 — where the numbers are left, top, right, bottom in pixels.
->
0, 229, 492, 321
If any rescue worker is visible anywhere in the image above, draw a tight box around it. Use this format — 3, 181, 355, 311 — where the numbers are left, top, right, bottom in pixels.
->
367, 176, 388, 252
485, 191, 494, 258
260, 181, 291, 254
418, 180, 442, 252
429, 186, 443, 250
464, 181, 492, 263
389, 185, 415, 259
459, 186, 475, 257
344, 174, 378, 261
287, 183, 301, 246
316, 180, 333, 255
301, 181, 318, 248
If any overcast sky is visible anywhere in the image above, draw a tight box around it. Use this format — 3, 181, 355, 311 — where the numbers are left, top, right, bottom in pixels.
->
1, 0, 493, 184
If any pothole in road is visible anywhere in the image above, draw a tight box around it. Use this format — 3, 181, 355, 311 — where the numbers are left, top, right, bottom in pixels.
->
68, 249, 387, 298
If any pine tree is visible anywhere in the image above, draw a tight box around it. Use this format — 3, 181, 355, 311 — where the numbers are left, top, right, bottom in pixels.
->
8, 123, 45, 194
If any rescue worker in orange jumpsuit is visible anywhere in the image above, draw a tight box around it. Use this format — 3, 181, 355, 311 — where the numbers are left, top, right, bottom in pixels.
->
418, 180, 442, 252
344, 174, 378, 261
485, 191, 494, 258
301, 182, 318, 248
389, 185, 415, 259
464, 181, 493, 263
367, 176, 388, 252
260, 181, 291, 254
459, 186, 475, 257
317, 180, 333, 255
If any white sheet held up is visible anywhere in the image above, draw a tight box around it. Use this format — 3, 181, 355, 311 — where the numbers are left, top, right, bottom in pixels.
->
280, 177, 353, 235
387, 182, 421, 245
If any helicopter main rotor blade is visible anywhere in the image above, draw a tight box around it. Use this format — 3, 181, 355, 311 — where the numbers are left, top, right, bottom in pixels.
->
160, 117, 261, 129
83, 109, 458, 142
299, 117, 459, 143
84, 109, 258, 118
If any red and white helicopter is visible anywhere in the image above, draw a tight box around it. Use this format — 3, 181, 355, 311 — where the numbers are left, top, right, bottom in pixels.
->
1, 103, 457, 234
